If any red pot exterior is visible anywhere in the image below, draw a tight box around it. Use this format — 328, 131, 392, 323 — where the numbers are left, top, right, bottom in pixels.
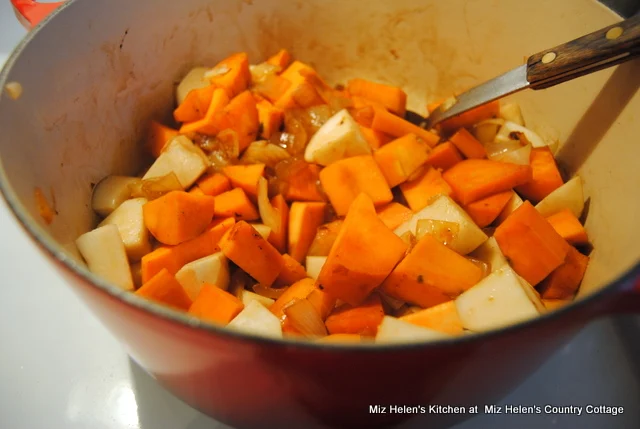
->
59, 259, 621, 429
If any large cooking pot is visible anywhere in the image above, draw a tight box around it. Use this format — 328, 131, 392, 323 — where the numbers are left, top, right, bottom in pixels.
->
1, 0, 639, 428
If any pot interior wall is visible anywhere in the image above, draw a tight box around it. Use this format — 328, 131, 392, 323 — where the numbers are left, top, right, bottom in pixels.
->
0, 0, 638, 301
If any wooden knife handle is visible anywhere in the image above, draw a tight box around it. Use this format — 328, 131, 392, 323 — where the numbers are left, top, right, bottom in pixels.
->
527, 14, 640, 89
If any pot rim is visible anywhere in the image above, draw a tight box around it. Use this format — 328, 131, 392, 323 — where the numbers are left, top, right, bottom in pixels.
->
1, 0, 638, 353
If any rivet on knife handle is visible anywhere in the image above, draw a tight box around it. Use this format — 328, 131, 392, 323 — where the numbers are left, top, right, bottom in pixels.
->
526, 14, 640, 90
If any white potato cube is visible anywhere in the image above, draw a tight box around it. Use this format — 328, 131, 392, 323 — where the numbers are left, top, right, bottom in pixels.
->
143, 135, 208, 189
394, 195, 487, 255
494, 191, 523, 225
304, 109, 371, 166
468, 236, 508, 273
176, 67, 210, 105
240, 290, 275, 308
227, 300, 283, 338
98, 197, 151, 262
306, 256, 327, 280
75, 224, 134, 291
175, 252, 230, 301
495, 121, 546, 148
249, 224, 271, 240
535, 176, 584, 218
455, 266, 541, 332
376, 316, 451, 343
91, 175, 138, 217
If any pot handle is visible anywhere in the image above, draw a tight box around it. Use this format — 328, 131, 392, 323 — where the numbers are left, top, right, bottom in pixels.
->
11, 0, 64, 29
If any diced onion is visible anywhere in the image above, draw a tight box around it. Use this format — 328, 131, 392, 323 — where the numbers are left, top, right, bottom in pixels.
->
304, 105, 333, 134
307, 220, 343, 257
204, 64, 230, 80
495, 121, 546, 148
399, 231, 417, 252
249, 63, 280, 84
257, 176, 282, 236
128, 172, 182, 200
253, 283, 287, 299
269, 112, 310, 157
241, 141, 291, 167
466, 257, 490, 278
283, 298, 328, 337
297, 68, 352, 114
205, 130, 240, 171
485, 139, 532, 165
415, 219, 459, 247
472, 118, 505, 144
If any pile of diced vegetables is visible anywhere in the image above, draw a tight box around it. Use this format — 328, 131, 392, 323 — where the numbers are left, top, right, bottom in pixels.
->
77, 49, 590, 343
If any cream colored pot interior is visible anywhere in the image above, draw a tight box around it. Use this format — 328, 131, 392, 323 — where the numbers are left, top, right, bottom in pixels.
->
0, 0, 638, 302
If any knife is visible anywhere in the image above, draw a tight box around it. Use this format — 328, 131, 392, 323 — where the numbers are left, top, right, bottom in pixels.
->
425, 13, 640, 129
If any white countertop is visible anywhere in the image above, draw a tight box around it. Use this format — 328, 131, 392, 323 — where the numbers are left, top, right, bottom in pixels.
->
0, 3, 638, 429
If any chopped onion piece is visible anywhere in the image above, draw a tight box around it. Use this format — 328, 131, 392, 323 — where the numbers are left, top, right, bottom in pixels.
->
253, 283, 287, 299
304, 105, 333, 134
399, 231, 417, 252
307, 220, 343, 256
466, 257, 490, 278
257, 176, 282, 236
249, 63, 280, 83
486, 139, 532, 165
281, 112, 308, 156
206, 130, 240, 171
241, 141, 291, 167
495, 121, 546, 148
499, 143, 531, 165
486, 138, 523, 157
204, 64, 230, 80
128, 172, 182, 200
415, 219, 460, 247
499, 103, 525, 126
283, 298, 328, 337
298, 69, 352, 114
472, 118, 505, 144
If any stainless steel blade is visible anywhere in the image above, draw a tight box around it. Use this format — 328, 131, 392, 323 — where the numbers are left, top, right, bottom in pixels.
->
425, 64, 530, 128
